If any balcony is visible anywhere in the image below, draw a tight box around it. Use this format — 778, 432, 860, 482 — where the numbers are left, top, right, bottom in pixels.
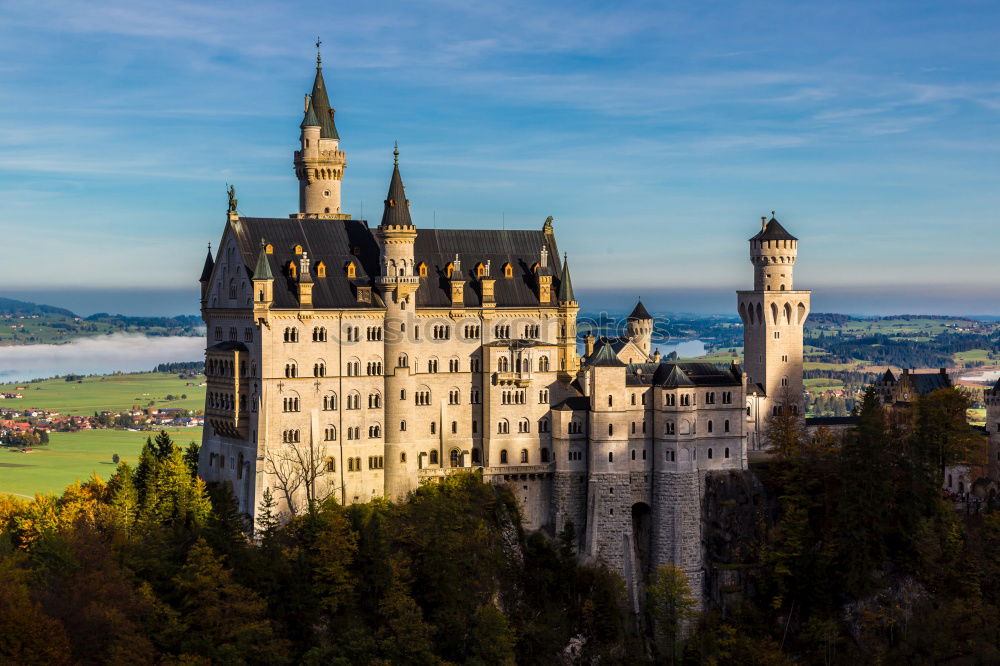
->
494, 371, 532, 387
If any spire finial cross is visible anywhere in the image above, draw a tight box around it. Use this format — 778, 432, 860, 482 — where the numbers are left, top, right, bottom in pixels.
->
315, 37, 322, 66
393, 141, 399, 166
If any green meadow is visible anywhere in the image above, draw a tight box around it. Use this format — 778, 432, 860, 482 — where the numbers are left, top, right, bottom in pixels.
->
0, 427, 202, 498
0, 371, 205, 415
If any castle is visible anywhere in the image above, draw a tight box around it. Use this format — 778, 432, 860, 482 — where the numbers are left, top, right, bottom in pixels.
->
197, 52, 810, 605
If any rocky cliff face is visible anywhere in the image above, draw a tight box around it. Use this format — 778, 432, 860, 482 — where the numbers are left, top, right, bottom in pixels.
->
702, 468, 776, 611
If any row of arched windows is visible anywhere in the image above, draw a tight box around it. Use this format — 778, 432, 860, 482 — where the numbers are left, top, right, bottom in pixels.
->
497, 448, 550, 464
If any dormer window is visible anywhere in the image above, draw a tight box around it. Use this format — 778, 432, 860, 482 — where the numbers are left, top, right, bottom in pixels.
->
503, 263, 513, 278
445, 262, 454, 278
294, 244, 303, 255
476, 263, 487, 278
316, 261, 326, 278
531, 262, 539, 274
264, 243, 273, 255
346, 262, 357, 279
288, 261, 297, 278
418, 262, 428, 278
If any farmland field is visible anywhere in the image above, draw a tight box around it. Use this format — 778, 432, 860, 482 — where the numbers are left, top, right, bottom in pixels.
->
0, 427, 202, 498
0, 371, 205, 415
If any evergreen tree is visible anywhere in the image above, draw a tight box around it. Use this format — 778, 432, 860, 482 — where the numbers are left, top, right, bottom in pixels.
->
836, 387, 892, 596
107, 462, 140, 540
172, 538, 288, 664
183, 442, 200, 477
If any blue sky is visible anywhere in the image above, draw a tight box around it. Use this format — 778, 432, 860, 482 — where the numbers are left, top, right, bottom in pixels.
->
1, 0, 998, 315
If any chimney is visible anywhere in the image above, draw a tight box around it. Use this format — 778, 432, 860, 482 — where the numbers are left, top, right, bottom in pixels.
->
761, 215, 767, 232
653, 349, 661, 363
584, 333, 595, 357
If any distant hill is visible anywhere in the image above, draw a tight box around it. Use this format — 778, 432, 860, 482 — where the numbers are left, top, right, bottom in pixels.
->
0, 296, 204, 345
0, 296, 76, 318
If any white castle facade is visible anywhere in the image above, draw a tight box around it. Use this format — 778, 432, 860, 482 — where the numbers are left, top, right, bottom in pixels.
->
197, 54, 810, 603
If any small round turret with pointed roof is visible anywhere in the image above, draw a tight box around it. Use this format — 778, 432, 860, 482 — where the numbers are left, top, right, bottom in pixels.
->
750, 212, 798, 291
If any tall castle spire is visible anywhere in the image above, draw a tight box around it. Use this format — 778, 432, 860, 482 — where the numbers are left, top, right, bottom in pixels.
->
380, 143, 413, 228
293, 39, 347, 219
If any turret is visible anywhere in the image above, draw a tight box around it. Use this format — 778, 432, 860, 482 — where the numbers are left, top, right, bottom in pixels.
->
377, 146, 420, 501
252, 239, 274, 321
557, 252, 579, 374
293, 44, 347, 219
750, 213, 798, 291
626, 299, 653, 358
199, 243, 214, 308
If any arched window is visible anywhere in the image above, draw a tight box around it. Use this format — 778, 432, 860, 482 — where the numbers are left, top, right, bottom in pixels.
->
450, 449, 460, 467
538, 356, 550, 372
707, 420, 713, 433
608, 394, 613, 407
500, 449, 509, 464
520, 449, 528, 463
503, 263, 513, 278
346, 262, 356, 278
418, 262, 428, 278
708, 448, 713, 459
725, 447, 730, 458
288, 261, 297, 279
498, 357, 509, 372
608, 424, 613, 436
476, 263, 486, 277
430, 450, 439, 465
325, 457, 335, 472
608, 452, 614, 463
316, 261, 326, 278
264, 243, 273, 254
724, 419, 730, 433
445, 262, 455, 278
541, 448, 550, 463
324, 426, 336, 441
472, 448, 481, 464
294, 244, 303, 255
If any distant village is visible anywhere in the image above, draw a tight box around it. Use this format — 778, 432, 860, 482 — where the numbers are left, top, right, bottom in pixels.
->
0, 390, 204, 447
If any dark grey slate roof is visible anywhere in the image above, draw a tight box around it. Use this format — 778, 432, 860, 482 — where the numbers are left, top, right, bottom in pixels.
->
379, 149, 413, 227
751, 216, 798, 242
229, 217, 565, 310
252, 239, 273, 280
881, 368, 896, 383
558, 254, 575, 303
623, 360, 742, 388
300, 96, 320, 129
627, 299, 652, 321
231, 217, 380, 309
990, 377, 1000, 395
309, 64, 339, 140
587, 342, 626, 367
199, 247, 214, 282
412, 228, 562, 308
907, 371, 951, 396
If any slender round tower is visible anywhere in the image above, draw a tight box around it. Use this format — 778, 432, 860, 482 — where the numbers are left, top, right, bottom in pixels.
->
626, 299, 653, 359
737, 213, 811, 450
376, 147, 421, 500
293, 46, 347, 219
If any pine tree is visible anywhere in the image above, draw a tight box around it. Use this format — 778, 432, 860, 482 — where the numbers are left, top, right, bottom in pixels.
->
836, 387, 892, 596
107, 462, 140, 539
172, 539, 288, 664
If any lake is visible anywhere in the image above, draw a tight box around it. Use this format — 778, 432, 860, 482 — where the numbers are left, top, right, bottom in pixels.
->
0, 333, 205, 383
0, 334, 708, 384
